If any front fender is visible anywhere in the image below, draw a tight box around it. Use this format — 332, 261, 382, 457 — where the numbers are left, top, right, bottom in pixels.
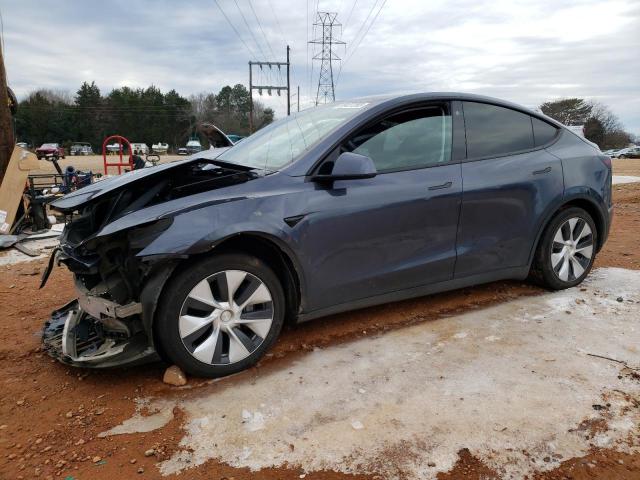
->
135, 194, 292, 258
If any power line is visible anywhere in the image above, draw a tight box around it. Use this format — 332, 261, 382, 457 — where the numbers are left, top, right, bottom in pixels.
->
347, 0, 386, 61
342, 0, 358, 33
346, 0, 379, 52
213, 0, 257, 58
336, 0, 387, 87
247, 0, 275, 57
267, 0, 287, 46
245, 0, 284, 86
233, 0, 267, 58
19, 106, 193, 112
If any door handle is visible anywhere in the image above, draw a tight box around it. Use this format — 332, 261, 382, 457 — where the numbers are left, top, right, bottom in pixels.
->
532, 166, 552, 175
428, 181, 453, 191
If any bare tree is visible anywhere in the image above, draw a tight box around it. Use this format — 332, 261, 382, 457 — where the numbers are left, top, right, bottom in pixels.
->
539, 98, 633, 149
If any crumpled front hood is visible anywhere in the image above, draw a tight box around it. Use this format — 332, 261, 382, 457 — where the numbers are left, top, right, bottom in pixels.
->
51, 148, 232, 213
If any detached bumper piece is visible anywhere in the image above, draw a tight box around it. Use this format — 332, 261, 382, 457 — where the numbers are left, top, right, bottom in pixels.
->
42, 299, 157, 368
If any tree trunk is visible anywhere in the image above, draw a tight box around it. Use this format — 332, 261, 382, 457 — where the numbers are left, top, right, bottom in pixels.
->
0, 44, 15, 184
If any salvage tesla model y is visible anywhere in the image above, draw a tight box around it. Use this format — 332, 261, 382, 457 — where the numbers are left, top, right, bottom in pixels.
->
42, 93, 613, 377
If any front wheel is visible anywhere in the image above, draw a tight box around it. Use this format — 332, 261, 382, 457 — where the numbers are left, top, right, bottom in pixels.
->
155, 253, 285, 378
530, 207, 597, 290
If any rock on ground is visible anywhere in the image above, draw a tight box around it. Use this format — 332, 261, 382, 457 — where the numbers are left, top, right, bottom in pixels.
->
163, 365, 187, 386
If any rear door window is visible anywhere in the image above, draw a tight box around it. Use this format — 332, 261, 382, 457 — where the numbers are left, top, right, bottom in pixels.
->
463, 102, 534, 158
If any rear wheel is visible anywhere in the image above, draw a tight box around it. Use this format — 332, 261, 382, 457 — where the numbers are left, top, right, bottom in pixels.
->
155, 253, 285, 378
530, 207, 597, 290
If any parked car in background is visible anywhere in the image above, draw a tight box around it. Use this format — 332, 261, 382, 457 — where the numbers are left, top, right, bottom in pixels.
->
566, 125, 585, 138
177, 147, 189, 155
16, 142, 29, 149
186, 139, 202, 154
152, 142, 169, 154
106, 142, 124, 154
70, 142, 94, 156
131, 143, 149, 155
609, 148, 625, 158
227, 134, 245, 144
36, 143, 65, 160
618, 146, 640, 159
44, 93, 612, 378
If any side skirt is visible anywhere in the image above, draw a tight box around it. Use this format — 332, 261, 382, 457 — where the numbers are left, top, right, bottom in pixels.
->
296, 266, 530, 323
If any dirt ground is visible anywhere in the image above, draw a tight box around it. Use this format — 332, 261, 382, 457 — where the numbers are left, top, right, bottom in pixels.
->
0, 159, 639, 480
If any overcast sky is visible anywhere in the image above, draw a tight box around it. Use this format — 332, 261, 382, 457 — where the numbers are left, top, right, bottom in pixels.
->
2, 0, 639, 134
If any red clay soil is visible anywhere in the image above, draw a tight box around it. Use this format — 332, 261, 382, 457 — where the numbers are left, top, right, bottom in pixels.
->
0, 182, 639, 480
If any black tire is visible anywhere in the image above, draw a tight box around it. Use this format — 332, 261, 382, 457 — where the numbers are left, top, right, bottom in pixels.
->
530, 207, 598, 290
155, 253, 285, 378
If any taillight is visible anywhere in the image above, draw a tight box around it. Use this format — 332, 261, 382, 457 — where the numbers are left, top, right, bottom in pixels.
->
600, 156, 612, 169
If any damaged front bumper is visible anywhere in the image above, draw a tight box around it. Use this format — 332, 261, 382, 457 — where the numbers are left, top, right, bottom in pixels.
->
42, 286, 159, 368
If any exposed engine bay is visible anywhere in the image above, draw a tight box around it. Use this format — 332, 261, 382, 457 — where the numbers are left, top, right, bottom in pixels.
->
41, 155, 260, 367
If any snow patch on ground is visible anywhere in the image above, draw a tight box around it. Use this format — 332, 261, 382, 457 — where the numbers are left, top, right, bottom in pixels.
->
0, 237, 60, 266
99, 399, 174, 437
612, 175, 640, 185
117, 268, 640, 479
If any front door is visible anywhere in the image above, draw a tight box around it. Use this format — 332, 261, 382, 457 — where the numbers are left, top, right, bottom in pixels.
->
295, 104, 463, 312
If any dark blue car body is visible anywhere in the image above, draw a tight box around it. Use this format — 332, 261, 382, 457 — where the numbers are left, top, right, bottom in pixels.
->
47, 92, 612, 367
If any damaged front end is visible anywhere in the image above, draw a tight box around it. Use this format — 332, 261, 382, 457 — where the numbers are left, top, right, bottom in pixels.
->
42, 298, 152, 367
41, 220, 175, 367
41, 153, 259, 368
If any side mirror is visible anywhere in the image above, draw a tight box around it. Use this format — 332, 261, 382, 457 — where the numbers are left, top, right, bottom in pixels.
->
313, 152, 377, 182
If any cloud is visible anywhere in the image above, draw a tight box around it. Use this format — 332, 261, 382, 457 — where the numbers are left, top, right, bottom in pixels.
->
3, 0, 639, 133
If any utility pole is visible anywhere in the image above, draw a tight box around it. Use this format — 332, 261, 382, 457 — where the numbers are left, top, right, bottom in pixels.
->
248, 62, 253, 134
286, 45, 290, 116
0, 43, 15, 184
248, 45, 291, 134
309, 12, 345, 105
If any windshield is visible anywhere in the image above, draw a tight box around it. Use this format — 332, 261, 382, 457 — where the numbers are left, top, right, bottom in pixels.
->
217, 101, 371, 170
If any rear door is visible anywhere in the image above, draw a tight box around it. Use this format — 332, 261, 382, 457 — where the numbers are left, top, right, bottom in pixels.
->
455, 101, 563, 278
297, 103, 463, 312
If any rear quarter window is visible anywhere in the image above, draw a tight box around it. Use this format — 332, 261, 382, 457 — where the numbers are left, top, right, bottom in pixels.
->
463, 102, 534, 158
532, 117, 559, 146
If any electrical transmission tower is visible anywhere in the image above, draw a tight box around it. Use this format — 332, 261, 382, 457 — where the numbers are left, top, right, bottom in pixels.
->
309, 12, 345, 105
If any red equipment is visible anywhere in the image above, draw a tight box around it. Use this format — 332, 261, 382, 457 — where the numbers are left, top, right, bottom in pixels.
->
103, 135, 133, 175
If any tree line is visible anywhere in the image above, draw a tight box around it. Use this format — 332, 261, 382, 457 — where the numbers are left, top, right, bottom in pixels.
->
539, 98, 635, 149
14, 81, 274, 151
15, 85, 634, 153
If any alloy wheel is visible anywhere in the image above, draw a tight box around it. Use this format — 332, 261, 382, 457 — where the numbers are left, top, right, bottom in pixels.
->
178, 270, 274, 365
550, 217, 594, 282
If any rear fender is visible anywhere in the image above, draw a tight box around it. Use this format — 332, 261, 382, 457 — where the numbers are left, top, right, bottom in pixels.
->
527, 188, 608, 266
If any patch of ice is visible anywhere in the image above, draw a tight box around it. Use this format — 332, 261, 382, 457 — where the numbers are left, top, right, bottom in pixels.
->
0, 237, 60, 266
111, 268, 640, 479
612, 175, 640, 185
351, 420, 364, 430
99, 400, 174, 437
